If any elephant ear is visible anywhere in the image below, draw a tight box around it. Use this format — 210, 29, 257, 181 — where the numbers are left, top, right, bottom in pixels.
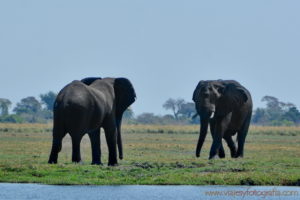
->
192, 81, 205, 102
81, 77, 102, 85
114, 78, 136, 118
224, 83, 248, 105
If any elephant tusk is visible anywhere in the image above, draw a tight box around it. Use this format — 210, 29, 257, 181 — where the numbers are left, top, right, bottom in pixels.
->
210, 112, 215, 119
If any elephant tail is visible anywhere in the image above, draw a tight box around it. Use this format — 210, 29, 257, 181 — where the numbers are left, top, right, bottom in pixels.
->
52, 101, 67, 141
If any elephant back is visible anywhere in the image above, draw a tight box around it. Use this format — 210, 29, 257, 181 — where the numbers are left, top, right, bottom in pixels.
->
81, 77, 102, 85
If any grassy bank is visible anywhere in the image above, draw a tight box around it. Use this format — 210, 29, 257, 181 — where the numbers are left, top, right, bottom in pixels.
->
0, 123, 299, 185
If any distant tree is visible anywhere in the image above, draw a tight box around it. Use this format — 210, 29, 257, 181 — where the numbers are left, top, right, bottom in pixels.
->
123, 107, 134, 119
162, 114, 175, 121
252, 108, 269, 124
38, 109, 53, 121
0, 98, 12, 116
163, 98, 185, 120
178, 102, 196, 118
0, 114, 23, 123
261, 96, 283, 121
262, 96, 280, 110
136, 113, 161, 124
252, 95, 300, 126
283, 106, 300, 124
122, 108, 135, 124
158, 114, 176, 124
40, 91, 57, 111
13, 96, 42, 114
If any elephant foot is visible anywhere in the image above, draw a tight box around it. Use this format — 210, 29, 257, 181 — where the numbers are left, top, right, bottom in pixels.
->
209, 155, 219, 160
108, 155, 118, 166
108, 162, 118, 167
231, 152, 237, 158
91, 161, 103, 165
209, 150, 224, 159
234, 154, 244, 159
208, 153, 220, 160
235, 151, 244, 158
72, 160, 83, 164
218, 152, 225, 159
218, 149, 225, 158
72, 156, 82, 163
48, 155, 58, 164
48, 160, 57, 164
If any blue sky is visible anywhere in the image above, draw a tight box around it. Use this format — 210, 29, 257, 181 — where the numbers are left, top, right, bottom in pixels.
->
0, 0, 300, 115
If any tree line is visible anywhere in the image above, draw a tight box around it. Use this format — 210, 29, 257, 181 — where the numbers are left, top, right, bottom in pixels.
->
251, 96, 300, 126
123, 98, 199, 125
0, 92, 56, 123
1, 93, 300, 126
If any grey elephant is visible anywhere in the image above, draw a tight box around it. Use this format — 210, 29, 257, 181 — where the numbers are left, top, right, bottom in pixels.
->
48, 77, 136, 166
192, 80, 252, 159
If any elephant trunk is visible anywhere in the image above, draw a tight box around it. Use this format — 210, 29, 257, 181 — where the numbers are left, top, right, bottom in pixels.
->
116, 118, 123, 160
196, 118, 209, 157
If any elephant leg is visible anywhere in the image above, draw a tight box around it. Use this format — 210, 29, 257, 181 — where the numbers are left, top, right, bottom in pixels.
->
195, 119, 209, 157
48, 137, 62, 164
218, 143, 226, 158
236, 115, 251, 158
88, 128, 102, 165
103, 119, 118, 166
236, 132, 246, 158
209, 115, 231, 159
104, 128, 118, 166
48, 126, 65, 164
71, 135, 82, 163
223, 132, 237, 158
209, 132, 223, 159
210, 119, 225, 159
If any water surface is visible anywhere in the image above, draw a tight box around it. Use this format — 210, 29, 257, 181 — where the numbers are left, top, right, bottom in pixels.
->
0, 183, 299, 200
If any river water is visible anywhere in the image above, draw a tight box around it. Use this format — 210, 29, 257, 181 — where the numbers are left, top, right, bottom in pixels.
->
0, 183, 299, 200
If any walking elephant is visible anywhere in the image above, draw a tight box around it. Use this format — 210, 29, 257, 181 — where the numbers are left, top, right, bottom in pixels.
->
192, 80, 252, 159
48, 77, 136, 166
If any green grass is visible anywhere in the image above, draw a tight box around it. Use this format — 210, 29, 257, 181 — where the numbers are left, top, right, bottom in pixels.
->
0, 123, 300, 185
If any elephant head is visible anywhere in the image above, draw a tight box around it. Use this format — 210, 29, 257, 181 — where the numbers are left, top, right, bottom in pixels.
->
113, 78, 136, 159
192, 80, 248, 157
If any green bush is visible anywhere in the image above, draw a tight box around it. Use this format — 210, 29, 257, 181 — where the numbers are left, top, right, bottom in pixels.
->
0, 114, 24, 123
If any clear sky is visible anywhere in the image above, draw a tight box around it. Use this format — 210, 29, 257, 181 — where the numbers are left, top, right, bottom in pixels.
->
0, 0, 300, 115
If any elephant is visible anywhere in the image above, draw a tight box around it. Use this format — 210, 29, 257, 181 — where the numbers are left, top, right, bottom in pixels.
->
192, 80, 252, 159
48, 77, 136, 166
